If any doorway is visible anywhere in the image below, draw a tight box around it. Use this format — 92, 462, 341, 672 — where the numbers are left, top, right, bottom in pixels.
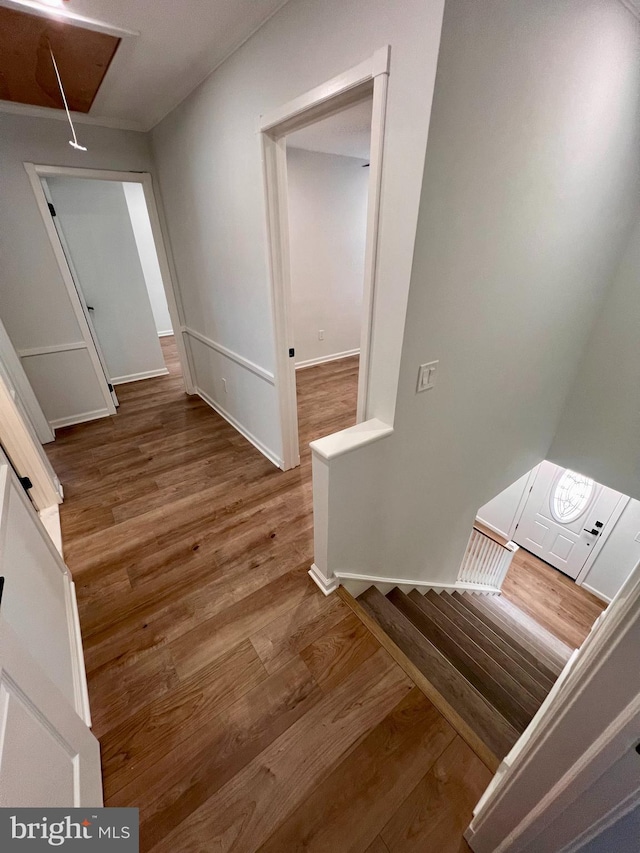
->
24, 164, 193, 429
261, 47, 390, 470
285, 97, 372, 446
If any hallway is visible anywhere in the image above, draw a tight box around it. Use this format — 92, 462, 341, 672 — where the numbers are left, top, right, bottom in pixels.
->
46, 339, 490, 852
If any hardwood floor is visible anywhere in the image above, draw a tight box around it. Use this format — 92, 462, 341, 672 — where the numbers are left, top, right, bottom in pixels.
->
46, 341, 489, 852
502, 548, 606, 649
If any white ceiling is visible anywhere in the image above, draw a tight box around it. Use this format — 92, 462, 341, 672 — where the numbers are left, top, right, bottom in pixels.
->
0, 0, 291, 130
286, 98, 373, 160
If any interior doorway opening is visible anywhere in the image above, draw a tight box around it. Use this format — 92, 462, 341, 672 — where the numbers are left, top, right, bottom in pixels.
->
285, 97, 372, 449
23, 164, 193, 432
261, 47, 390, 470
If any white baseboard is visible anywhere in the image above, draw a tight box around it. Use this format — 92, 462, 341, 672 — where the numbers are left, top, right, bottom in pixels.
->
158, 330, 174, 338
295, 348, 360, 370
580, 581, 611, 604
111, 367, 169, 385
334, 570, 500, 596
309, 563, 339, 595
195, 386, 283, 469
50, 408, 111, 430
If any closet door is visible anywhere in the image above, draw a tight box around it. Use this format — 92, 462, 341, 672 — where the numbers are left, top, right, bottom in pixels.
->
0, 451, 101, 806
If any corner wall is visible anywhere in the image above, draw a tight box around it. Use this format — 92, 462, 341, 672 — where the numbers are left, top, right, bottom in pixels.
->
0, 114, 155, 428
150, 0, 446, 466
287, 147, 368, 368
323, 0, 640, 585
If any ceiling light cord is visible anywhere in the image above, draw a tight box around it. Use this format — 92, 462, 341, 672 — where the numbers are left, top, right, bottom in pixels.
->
49, 45, 87, 151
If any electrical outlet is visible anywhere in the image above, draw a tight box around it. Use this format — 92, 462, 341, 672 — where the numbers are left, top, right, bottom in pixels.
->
318, 330, 325, 341
222, 378, 227, 393
417, 360, 438, 393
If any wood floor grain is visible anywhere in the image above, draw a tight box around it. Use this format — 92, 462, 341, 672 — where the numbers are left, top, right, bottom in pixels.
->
47, 340, 490, 851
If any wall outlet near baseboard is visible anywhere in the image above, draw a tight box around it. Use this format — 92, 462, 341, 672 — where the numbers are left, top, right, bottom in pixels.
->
221, 378, 227, 393
318, 330, 325, 341
417, 360, 439, 393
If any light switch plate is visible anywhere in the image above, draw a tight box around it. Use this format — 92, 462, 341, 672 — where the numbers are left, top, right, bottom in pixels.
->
417, 360, 439, 393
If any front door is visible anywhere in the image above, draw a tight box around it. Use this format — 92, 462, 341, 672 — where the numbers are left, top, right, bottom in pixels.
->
513, 461, 626, 579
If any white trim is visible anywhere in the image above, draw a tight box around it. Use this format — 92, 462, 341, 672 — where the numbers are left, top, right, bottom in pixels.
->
68, 580, 92, 728
38, 504, 62, 555
467, 556, 640, 852
261, 47, 390, 471
24, 163, 117, 416
559, 787, 640, 853
183, 326, 275, 385
158, 330, 174, 338
475, 516, 510, 542
295, 348, 360, 370
17, 342, 87, 358
617, 0, 640, 22
0, 100, 145, 132
309, 417, 393, 461
580, 581, 612, 604
333, 570, 500, 595
50, 409, 111, 430
111, 367, 169, 385
0, 315, 53, 444
25, 164, 195, 400
574, 494, 630, 587
309, 563, 340, 596
195, 385, 283, 469
0, 0, 139, 37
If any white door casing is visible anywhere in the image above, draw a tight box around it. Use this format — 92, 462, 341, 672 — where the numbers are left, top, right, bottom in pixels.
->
0, 448, 101, 806
513, 461, 626, 580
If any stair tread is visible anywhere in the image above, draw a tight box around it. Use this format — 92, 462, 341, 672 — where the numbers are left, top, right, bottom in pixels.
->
358, 586, 520, 760
424, 590, 551, 701
395, 589, 538, 730
484, 595, 574, 662
452, 592, 565, 678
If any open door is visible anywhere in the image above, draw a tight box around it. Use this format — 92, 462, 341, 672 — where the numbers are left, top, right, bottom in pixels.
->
40, 179, 119, 409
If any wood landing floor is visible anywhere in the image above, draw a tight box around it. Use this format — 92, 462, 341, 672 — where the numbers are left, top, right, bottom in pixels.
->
47, 341, 489, 852
46, 337, 601, 852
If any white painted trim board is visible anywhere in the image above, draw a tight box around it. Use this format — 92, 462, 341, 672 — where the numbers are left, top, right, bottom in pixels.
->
295, 348, 360, 370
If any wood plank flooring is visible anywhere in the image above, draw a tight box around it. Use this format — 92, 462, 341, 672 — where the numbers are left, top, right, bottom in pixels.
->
502, 548, 606, 649
46, 340, 489, 852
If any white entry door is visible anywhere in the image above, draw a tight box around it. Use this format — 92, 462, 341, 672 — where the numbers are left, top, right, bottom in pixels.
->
0, 451, 102, 806
513, 461, 626, 579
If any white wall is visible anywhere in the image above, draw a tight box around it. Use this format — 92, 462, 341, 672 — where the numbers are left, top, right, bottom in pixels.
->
322, 0, 640, 584
549, 209, 640, 501
287, 147, 368, 367
46, 177, 166, 385
122, 182, 174, 337
151, 0, 446, 465
477, 470, 535, 541
477, 462, 640, 603
581, 499, 640, 602
0, 113, 156, 427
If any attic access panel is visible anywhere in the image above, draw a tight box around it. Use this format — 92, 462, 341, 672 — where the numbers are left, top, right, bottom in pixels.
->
0, 6, 120, 113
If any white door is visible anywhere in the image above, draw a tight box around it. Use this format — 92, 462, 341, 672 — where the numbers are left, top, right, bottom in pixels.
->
0, 451, 102, 806
40, 179, 119, 409
513, 461, 626, 579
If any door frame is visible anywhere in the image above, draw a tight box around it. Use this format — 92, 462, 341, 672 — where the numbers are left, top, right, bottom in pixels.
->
466, 553, 640, 852
511, 461, 630, 596
24, 164, 195, 410
260, 47, 390, 470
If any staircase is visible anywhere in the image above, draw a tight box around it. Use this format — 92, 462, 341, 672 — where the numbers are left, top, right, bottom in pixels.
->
357, 587, 573, 765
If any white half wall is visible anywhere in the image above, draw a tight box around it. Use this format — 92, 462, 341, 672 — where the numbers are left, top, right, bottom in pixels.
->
46, 177, 167, 386
320, 0, 640, 585
549, 207, 640, 501
287, 148, 368, 367
0, 113, 156, 428
122, 181, 174, 337
477, 469, 536, 541
151, 0, 446, 465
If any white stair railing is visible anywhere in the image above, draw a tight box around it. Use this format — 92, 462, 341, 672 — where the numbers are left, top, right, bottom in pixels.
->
458, 526, 519, 591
